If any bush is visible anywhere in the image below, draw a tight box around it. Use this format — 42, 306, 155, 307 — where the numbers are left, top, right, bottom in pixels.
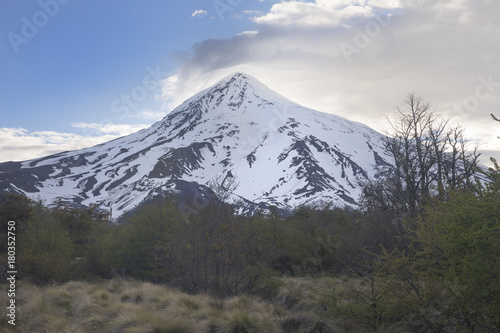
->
371, 182, 500, 332
18, 205, 76, 283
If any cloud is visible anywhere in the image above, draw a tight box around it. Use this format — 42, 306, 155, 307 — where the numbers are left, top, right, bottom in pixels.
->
160, 74, 186, 111
191, 9, 208, 18
0, 123, 148, 163
159, 0, 500, 165
71, 123, 148, 136
0, 128, 108, 163
252, 0, 402, 27
237, 31, 259, 37
128, 109, 167, 121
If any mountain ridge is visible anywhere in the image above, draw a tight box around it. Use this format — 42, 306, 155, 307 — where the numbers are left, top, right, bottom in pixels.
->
0, 73, 392, 218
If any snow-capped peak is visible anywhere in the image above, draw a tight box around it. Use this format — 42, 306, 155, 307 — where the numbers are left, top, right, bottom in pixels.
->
168, 72, 296, 117
0, 73, 392, 218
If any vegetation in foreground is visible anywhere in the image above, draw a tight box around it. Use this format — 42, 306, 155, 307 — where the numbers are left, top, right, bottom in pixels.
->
0, 95, 499, 332
0, 276, 420, 333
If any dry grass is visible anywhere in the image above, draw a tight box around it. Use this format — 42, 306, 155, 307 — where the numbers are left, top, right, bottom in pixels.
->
0, 276, 411, 332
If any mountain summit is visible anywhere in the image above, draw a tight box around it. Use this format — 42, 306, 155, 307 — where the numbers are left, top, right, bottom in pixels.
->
0, 73, 391, 218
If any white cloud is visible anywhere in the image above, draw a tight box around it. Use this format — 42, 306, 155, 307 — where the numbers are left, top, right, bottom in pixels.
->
0, 128, 110, 163
252, 0, 401, 27
129, 109, 166, 121
237, 31, 259, 37
160, 74, 189, 112
0, 123, 149, 163
71, 123, 148, 136
191, 9, 208, 18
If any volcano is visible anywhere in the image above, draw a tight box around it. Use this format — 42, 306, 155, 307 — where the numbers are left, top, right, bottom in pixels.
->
0, 73, 392, 218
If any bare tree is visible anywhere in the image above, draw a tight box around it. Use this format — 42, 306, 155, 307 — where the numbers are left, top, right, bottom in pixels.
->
362, 93, 482, 216
179, 172, 248, 296
445, 126, 481, 190
207, 171, 239, 204
492, 114, 500, 139
383, 93, 444, 214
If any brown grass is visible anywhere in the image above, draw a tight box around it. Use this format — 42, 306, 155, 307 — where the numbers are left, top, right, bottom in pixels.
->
0, 276, 414, 332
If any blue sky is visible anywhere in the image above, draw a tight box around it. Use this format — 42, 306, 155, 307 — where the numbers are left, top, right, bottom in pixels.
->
1, 0, 499, 163
1, 0, 267, 132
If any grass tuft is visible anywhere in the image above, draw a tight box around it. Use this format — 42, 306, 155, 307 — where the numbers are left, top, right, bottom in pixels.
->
4, 275, 416, 332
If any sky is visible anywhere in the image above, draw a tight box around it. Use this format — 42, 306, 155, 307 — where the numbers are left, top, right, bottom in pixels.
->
1, 0, 499, 165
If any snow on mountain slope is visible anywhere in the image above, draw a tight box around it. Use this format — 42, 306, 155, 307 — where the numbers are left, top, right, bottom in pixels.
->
0, 73, 392, 218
